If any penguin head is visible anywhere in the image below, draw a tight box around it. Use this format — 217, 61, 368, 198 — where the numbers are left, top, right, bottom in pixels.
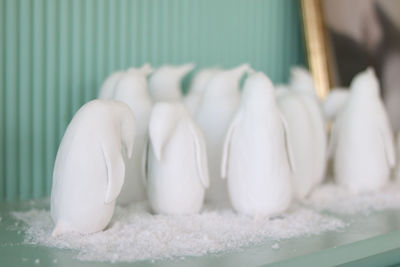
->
126, 63, 153, 77
202, 64, 251, 100
114, 68, 150, 100
149, 102, 186, 161
98, 71, 125, 100
173, 63, 196, 80
149, 64, 195, 100
229, 63, 253, 79
138, 63, 154, 77
350, 67, 380, 99
289, 67, 315, 94
112, 101, 136, 158
189, 67, 221, 94
242, 72, 276, 109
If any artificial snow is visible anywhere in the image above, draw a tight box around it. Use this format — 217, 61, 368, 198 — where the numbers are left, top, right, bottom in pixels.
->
12, 204, 344, 262
306, 182, 400, 215
271, 243, 280, 250
10, 182, 400, 263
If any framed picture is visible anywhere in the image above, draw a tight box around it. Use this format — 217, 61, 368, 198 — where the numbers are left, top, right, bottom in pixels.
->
301, 0, 400, 132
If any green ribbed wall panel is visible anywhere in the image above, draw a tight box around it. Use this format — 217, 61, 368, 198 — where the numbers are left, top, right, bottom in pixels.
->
0, 0, 305, 201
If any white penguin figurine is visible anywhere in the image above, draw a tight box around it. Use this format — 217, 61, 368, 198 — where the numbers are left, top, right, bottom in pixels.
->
184, 67, 221, 115
195, 64, 251, 204
276, 67, 327, 198
98, 71, 125, 99
277, 90, 316, 199
323, 88, 350, 122
149, 64, 195, 102
112, 64, 153, 204
50, 100, 136, 236
290, 67, 327, 177
221, 72, 294, 217
329, 68, 395, 193
146, 102, 209, 214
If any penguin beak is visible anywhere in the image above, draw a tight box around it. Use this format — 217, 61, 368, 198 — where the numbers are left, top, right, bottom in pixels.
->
177, 63, 195, 77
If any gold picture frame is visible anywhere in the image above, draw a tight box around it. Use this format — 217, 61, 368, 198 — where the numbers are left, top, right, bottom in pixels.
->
306, 0, 400, 132
300, 0, 331, 99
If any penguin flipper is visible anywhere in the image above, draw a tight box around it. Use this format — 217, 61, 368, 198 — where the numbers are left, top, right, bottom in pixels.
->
141, 137, 150, 187
280, 112, 296, 173
379, 121, 396, 168
149, 103, 178, 161
221, 112, 241, 179
327, 120, 339, 160
102, 143, 126, 204
188, 121, 210, 188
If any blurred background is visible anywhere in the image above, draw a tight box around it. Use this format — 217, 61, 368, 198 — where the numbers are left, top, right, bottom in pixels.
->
323, 0, 400, 132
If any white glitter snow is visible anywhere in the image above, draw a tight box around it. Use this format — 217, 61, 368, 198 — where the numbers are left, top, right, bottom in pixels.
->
12, 182, 400, 263
306, 182, 400, 215
12, 202, 344, 262
271, 243, 280, 250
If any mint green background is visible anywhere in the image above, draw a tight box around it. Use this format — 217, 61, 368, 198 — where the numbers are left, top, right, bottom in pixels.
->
0, 0, 306, 201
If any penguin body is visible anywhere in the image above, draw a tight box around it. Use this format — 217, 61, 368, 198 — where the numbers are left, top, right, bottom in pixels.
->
330, 68, 395, 192
184, 67, 221, 115
196, 64, 251, 204
222, 72, 293, 217
149, 64, 195, 102
50, 100, 136, 235
112, 65, 153, 204
277, 67, 327, 198
146, 103, 209, 214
